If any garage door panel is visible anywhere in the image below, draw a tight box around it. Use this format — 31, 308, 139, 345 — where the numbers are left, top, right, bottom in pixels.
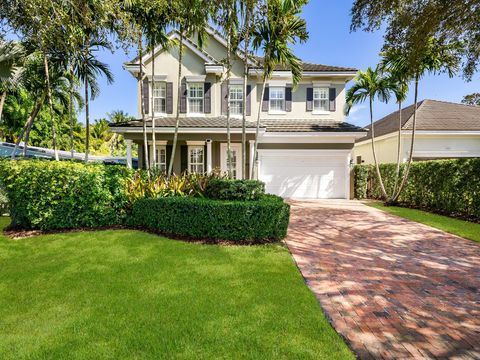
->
258, 151, 348, 199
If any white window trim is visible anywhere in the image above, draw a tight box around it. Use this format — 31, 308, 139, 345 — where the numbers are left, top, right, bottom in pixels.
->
152, 81, 167, 116
269, 86, 286, 115
312, 87, 329, 114
187, 82, 205, 116
188, 145, 205, 173
229, 84, 244, 117
149, 144, 167, 171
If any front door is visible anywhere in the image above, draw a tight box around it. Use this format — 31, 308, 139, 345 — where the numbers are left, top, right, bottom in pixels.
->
220, 143, 242, 179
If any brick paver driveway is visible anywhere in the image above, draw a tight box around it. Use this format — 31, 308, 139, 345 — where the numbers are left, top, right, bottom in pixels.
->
286, 200, 480, 360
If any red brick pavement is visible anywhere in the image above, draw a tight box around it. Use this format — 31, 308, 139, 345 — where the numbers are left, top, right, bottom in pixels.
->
286, 200, 480, 360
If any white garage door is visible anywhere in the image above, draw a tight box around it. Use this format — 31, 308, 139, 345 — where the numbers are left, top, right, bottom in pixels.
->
258, 150, 350, 199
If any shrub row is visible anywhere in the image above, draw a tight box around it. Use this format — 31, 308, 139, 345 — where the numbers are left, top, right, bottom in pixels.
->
129, 195, 290, 243
205, 178, 265, 201
354, 158, 480, 219
0, 160, 133, 230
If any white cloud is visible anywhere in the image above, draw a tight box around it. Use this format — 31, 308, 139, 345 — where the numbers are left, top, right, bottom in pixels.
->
346, 104, 367, 125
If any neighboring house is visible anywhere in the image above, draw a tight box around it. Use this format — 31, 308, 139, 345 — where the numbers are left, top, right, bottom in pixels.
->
354, 99, 480, 164
110, 27, 366, 199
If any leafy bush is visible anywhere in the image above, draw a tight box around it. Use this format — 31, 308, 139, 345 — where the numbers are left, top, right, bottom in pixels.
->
354, 158, 480, 219
205, 178, 265, 201
0, 160, 133, 230
129, 194, 290, 243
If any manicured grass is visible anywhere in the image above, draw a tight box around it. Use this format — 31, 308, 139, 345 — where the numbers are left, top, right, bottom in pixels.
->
0, 217, 352, 360
367, 202, 480, 243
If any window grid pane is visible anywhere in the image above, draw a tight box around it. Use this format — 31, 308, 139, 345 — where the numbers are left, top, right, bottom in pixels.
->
313, 88, 328, 111
153, 82, 166, 113
229, 86, 244, 115
189, 147, 204, 173
188, 83, 204, 113
269, 87, 285, 111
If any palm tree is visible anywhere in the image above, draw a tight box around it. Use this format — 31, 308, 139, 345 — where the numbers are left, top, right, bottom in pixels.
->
382, 38, 461, 201
251, 0, 308, 179
73, 38, 114, 162
0, 41, 25, 123
168, 0, 212, 176
346, 66, 393, 199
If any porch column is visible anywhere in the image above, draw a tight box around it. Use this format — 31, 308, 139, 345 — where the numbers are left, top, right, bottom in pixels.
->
249, 140, 255, 179
126, 139, 133, 169
206, 139, 212, 173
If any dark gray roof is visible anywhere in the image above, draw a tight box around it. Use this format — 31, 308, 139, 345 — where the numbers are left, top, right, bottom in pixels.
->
110, 117, 365, 133
253, 56, 357, 73
360, 99, 480, 141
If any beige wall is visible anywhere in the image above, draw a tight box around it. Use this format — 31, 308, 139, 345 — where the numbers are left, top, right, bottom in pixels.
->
138, 32, 351, 123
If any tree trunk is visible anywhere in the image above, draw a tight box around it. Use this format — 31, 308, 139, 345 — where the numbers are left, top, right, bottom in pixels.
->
84, 76, 90, 162
369, 96, 388, 199
69, 67, 74, 158
12, 92, 45, 159
151, 41, 156, 170
252, 76, 267, 180
168, 32, 183, 177
43, 52, 59, 161
0, 91, 6, 124
241, 5, 251, 179
390, 101, 403, 200
226, 14, 232, 178
139, 30, 149, 170
393, 75, 419, 201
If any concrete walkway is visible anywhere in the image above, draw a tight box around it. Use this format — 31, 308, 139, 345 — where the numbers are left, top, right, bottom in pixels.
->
286, 200, 480, 360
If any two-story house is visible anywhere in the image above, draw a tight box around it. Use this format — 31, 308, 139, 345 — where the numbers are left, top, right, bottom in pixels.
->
110, 27, 367, 199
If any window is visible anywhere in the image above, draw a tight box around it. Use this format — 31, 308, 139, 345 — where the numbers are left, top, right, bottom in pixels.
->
188, 146, 204, 173
313, 87, 328, 112
150, 145, 167, 172
188, 83, 204, 114
269, 87, 285, 112
229, 85, 243, 116
153, 82, 166, 113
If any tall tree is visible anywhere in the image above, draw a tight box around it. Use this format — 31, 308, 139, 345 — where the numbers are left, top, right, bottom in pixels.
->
0, 41, 25, 123
462, 93, 480, 106
345, 66, 394, 200
251, 0, 308, 179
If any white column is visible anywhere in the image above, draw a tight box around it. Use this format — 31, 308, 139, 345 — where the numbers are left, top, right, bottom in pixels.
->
206, 139, 212, 173
126, 139, 133, 169
249, 140, 255, 180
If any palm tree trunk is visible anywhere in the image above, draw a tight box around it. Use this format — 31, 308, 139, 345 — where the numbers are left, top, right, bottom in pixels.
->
151, 42, 157, 170
390, 101, 403, 200
0, 91, 7, 123
252, 76, 267, 180
241, 5, 251, 179
84, 76, 90, 162
69, 67, 74, 158
168, 32, 183, 177
369, 96, 388, 199
12, 93, 45, 159
226, 15, 232, 178
393, 75, 419, 201
43, 52, 59, 161
139, 30, 149, 170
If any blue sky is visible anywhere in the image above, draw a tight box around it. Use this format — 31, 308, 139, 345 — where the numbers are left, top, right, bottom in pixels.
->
89, 0, 479, 127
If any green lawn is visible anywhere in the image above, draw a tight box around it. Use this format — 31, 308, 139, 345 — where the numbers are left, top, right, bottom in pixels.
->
367, 202, 480, 243
0, 217, 352, 360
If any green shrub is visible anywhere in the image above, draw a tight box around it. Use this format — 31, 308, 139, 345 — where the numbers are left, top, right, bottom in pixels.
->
353, 165, 371, 199
205, 178, 265, 200
0, 160, 133, 230
354, 158, 480, 219
129, 195, 290, 243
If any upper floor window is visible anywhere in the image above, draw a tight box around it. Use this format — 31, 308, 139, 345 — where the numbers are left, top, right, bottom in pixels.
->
269, 87, 285, 112
313, 87, 328, 112
153, 82, 166, 113
188, 83, 204, 114
229, 85, 243, 116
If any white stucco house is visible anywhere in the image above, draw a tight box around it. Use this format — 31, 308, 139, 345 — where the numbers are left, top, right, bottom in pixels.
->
110, 27, 367, 199
354, 99, 480, 164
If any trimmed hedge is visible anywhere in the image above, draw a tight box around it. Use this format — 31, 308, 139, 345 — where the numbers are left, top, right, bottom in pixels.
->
129, 195, 290, 243
205, 178, 265, 200
0, 160, 133, 230
354, 158, 480, 219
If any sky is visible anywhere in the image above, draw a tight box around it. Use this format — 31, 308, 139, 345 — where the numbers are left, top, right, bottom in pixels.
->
88, 0, 479, 127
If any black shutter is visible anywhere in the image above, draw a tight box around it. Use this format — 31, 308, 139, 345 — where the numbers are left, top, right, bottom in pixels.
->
142, 78, 149, 114
329, 87, 336, 112
306, 87, 313, 111
166, 82, 173, 114
221, 82, 228, 115
180, 145, 188, 173
285, 84, 292, 112
246, 85, 252, 116
262, 86, 269, 112
166, 145, 172, 174
204, 82, 211, 113
180, 78, 187, 113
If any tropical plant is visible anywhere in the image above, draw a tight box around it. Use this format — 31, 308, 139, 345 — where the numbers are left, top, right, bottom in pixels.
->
251, 0, 308, 179
0, 40, 25, 123
346, 66, 394, 199
462, 93, 480, 106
